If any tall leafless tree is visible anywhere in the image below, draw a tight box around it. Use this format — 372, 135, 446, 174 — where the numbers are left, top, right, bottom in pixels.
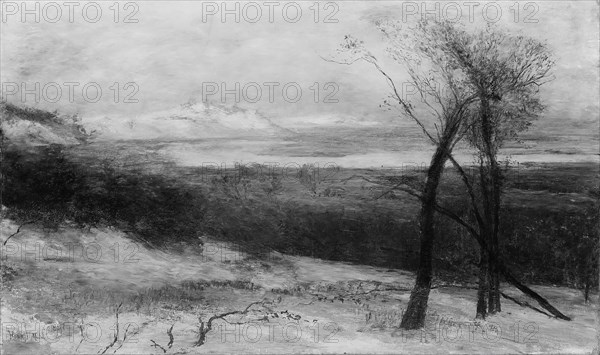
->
327, 18, 570, 329
325, 19, 480, 329
444, 25, 554, 318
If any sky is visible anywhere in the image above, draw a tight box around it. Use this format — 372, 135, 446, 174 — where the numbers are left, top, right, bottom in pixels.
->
1, 1, 598, 139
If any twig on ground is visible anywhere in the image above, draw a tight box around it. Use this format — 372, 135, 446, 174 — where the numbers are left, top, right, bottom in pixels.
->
148, 323, 175, 353
150, 340, 167, 353
75, 321, 86, 352
195, 300, 272, 347
112, 324, 133, 354
167, 324, 174, 349
99, 303, 122, 354
296, 300, 315, 306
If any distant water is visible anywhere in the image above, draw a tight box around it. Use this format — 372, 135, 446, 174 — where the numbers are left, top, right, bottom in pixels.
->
155, 127, 599, 169
74, 124, 598, 171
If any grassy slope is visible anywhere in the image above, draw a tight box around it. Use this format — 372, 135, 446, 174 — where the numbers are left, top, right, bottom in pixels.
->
1, 113, 598, 353
1, 218, 597, 354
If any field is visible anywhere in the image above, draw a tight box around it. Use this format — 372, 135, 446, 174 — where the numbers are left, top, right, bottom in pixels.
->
1, 138, 598, 354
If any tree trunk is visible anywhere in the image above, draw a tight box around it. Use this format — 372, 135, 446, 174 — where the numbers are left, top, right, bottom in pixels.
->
488, 149, 502, 314
479, 98, 502, 315
400, 142, 449, 330
436, 195, 573, 321
584, 283, 590, 303
488, 261, 501, 313
476, 245, 489, 319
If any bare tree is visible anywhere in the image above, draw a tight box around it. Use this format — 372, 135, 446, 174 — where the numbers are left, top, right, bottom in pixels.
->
327, 18, 569, 329
444, 25, 554, 318
325, 19, 479, 329
416, 22, 569, 321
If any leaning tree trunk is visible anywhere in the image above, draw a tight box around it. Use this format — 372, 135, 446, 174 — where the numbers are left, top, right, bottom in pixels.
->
400, 141, 450, 330
480, 228, 572, 321
436, 197, 573, 321
497, 258, 571, 320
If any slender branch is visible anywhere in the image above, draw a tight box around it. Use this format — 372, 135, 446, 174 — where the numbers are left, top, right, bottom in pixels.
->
375, 183, 422, 200
75, 322, 86, 352
167, 324, 174, 349
446, 154, 484, 227
434, 203, 572, 321
99, 303, 122, 354
149, 324, 174, 354
112, 324, 132, 354
340, 174, 381, 185
149, 340, 166, 353
434, 204, 481, 240
195, 300, 271, 347
375, 62, 438, 145
322, 54, 437, 145
500, 292, 553, 318
3, 220, 37, 246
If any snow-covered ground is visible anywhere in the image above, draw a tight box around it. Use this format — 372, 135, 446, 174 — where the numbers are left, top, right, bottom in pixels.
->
1, 218, 597, 354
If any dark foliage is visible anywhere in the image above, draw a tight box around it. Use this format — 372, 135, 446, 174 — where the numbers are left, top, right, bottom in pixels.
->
2, 144, 208, 245
1, 141, 597, 290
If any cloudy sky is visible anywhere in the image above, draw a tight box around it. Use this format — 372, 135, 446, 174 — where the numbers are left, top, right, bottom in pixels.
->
1, 1, 598, 137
